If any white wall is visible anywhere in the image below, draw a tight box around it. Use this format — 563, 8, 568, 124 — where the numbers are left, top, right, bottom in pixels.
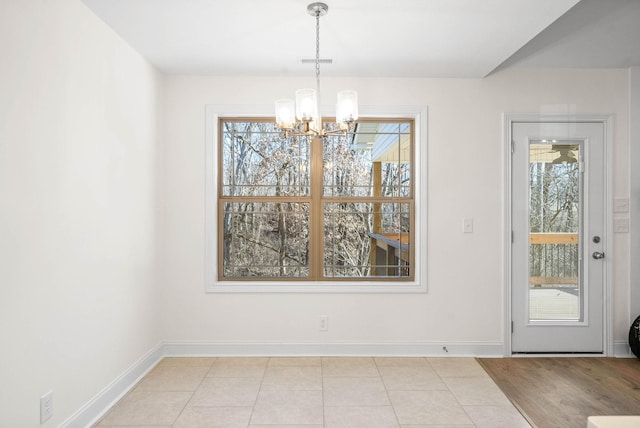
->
630, 67, 640, 320
0, 1, 162, 426
161, 69, 629, 352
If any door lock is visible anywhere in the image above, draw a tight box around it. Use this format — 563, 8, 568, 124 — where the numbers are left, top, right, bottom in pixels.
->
592, 251, 605, 260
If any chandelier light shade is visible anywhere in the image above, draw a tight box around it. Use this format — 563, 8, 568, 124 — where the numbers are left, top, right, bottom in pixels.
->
295, 88, 318, 122
275, 2, 358, 137
274, 99, 295, 129
336, 90, 358, 126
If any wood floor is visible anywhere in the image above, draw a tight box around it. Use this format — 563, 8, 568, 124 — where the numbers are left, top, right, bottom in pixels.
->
477, 357, 640, 428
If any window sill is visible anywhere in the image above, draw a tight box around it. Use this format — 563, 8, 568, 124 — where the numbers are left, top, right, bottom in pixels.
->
206, 281, 427, 294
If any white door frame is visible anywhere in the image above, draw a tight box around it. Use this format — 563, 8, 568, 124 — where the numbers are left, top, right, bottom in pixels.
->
503, 114, 614, 356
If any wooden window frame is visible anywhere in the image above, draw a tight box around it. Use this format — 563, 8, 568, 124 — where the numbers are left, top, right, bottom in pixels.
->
205, 106, 427, 293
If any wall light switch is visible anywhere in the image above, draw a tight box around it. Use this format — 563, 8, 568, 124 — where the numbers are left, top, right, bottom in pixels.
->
614, 218, 629, 233
614, 198, 629, 213
463, 218, 473, 233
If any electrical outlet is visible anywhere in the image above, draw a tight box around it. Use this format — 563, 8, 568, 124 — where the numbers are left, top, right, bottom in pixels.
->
319, 315, 328, 331
40, 390, 53, 423
463, 218, 473, 233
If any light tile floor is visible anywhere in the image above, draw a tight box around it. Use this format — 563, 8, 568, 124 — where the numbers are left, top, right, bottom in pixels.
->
94, 357, 531, 428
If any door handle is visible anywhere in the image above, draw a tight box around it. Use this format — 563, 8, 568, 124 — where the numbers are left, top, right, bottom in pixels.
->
592, 251, 605, 260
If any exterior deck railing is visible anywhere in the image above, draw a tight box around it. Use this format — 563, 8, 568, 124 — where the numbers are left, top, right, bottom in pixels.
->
529, 233, 579, 286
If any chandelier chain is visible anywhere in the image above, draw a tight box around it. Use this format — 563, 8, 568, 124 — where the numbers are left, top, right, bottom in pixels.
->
315, 9, 321, 103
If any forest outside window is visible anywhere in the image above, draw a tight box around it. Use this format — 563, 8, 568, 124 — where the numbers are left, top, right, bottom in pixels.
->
218, 117, 414, 282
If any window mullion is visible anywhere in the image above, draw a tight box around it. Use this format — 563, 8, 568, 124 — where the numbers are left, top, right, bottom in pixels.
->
310, 136, 324, 280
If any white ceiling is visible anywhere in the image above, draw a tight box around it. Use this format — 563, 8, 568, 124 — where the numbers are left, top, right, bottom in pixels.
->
80, 0, 640, 78
496, 0, 640, 72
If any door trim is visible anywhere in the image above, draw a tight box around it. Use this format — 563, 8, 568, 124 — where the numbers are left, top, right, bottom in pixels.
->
503, 114, 613, 356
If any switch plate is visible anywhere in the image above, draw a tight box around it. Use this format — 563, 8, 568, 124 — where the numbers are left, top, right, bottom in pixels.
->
614, 198, 629, 213
614, 218, 629, 233
40, 390, 53, 423
463, 218, 473, 233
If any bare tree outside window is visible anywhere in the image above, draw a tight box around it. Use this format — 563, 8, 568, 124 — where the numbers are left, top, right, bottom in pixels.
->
218, 118, 414, 281
529, 144, 581, 291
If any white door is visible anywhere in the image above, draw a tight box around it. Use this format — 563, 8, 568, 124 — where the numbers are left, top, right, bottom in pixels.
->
511, 121, 606, 353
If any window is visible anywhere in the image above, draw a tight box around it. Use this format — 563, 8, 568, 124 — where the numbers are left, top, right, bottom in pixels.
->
205, 107, 426, 292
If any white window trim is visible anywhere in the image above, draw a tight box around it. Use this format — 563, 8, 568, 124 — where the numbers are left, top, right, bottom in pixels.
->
205, 104, 428, 293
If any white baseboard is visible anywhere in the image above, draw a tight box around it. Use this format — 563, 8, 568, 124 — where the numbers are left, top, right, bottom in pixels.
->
614, 340, 634, 358
59, 343, 164, 428
162, 340, 505, 357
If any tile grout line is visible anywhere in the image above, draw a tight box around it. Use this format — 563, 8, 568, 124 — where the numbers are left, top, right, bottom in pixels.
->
374, 356, 403, 428
170, 357, 218, 428
426, 357, 479, 427
246, 357, 268, 428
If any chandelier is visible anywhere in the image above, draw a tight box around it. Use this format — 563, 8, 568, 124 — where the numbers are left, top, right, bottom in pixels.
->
275, 2, 358, 137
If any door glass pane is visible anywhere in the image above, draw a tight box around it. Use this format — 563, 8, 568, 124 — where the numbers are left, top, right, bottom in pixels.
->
529, 142, 581, 321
